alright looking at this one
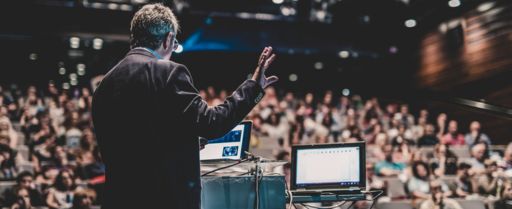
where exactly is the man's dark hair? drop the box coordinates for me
[16,171,33,183]
[130,3,179,50]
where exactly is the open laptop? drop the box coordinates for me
[290,142,366,196]
[200,121,252,162]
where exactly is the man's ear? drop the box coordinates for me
[163,32,173,50]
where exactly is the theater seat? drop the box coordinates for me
[376,200,413,209]
[451,146,470,158]
[456,199,486,209]
[0,181,16,197]
[384,177,407,199]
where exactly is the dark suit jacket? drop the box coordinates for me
[92,48,264,209]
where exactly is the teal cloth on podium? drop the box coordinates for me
[201,175,286,209]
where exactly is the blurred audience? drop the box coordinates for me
[419,180,463,209]
[46,169,81,209]
[0,82,510,208]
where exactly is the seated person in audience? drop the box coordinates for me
[366,162,385,192]
[10,187,34,209]
[3,171,44,207]
[441,120,465,145]
[35,166,60,193]
[391,125,415,147]
[494,180,512,209]
[466,142,489,174]
[464,121,491,147]
[72,190,96,209]
[0,133,11,146]
[47,169,82,209]
[476,159,504,197]
[0,116,18,149]
[408,161,452,200]
[499,142,512,174]
[375,145,407,177]
[53,145,75,169]
[454,163,476,198]
[430,144,458,176]
[419,180,462,209]
[418,124,439,147]
[0,144,17,180]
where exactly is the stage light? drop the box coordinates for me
[93,38,103,50]
[120,4,132,11]
[389,46,398,54]
[59,67,66,75]
[314,62,323,70]
[281,6,296,16]
[70,37,80,49]
[448,0,461,8]
[77,63,86,73]
[62,83,70,90]
[342,88,350,96]
[289,74,298,82]
[70,79,78,86]
[405,19,417,28]
[29,53,37,61]
[174,44,184,53]
[108,3,118,10]
[132,0,148,4]
[477,2,494,12]
[362,15,370,23]
[273,0,284,4]
[315,11,326,20]
[69,73,78,80]
[338,51,350,58]
[77,66,86,76]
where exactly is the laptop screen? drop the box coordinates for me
[291,142,366,190]
[200,121,251,161]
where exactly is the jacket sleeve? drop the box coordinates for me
[166,63,265,139]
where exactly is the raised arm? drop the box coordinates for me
[168,47,278,139]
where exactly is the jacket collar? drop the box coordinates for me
[126,47,158,59]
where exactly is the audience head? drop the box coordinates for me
[412,161,430,180]
[471,142,489,162]
[447,120,458,134]
[469,121,481,132]
[54,169,76,191]
[16,171,34,189]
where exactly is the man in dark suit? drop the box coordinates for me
[91,3,278,209]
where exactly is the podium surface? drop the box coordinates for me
[201,175,286,209]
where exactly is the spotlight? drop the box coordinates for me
[448,0,461,8]
[29,53,38,61]
[70,79,78,86]
[93,38,103,50]
[281,6,296,16]
[69,73,78,80]
[59,67,66,75]
[314,62,323,70]
[62,83,70,90]
[289,74,298,82]
[70,37,80,49]
[77,63,86,73]
[404,19,417,28]
[338,51,350,59]
[175,45,184,53]
[389,46,398,54]
[477,2,494,12]
[120,4,132,11]
[342,88,350,96]
[273,0,284,4]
